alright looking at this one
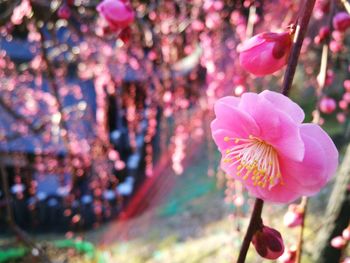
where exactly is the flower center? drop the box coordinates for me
[223,135,283,189]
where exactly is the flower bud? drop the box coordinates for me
[331,236,346,249]
[344,80,350,92]
[238,32,292,76]
[314,26,330,44]
[283,204,303,228]
[97,0,134,32]
[58,5,71,20]
[319,97,336,114]
[333,12,350,32]
[342,227,350,241]
[252,225,285,260]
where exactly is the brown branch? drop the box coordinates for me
[236,198,264,263]
[282,0,317,96]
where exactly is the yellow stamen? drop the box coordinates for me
[223,135,282,189]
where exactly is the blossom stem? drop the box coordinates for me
[340,0,350,15]
[237,198,264,263]
[282,0,316,96]
[296,196,308,263]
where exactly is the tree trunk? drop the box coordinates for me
[314,144,350,262]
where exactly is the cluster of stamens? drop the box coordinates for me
[223,135,283,189]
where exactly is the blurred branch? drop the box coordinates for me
[0,160,51,262]
[296,196,308,263]
[340,0,350,15]
[314,144,350,262]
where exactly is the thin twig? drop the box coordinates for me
[282,0,317,96]
[296,196,308,263]
[340,0,350,15]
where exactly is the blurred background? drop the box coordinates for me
[0,0,349,262]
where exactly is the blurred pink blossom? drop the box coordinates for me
[333,12,350,32]
[97,0,134,32]
[319,97,336,114]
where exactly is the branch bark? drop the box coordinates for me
[313,144,350,262]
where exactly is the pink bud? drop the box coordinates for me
[343,92,350,103]
[283,204,303,228]
[344,80,350,92]
[330,40,343,53]
[319,97,336,114]
[339,100,348,110]
[337,113,346,123]
[314,0,330,19]
[333,12,350,32]
[252,225,285,260]
[58,5,71,19]
[343,228,350,241]
[314,26,330,44]
[238,32,292,76]
[97,0,134,32]
[325,69,334,86]
[331,236,346,249]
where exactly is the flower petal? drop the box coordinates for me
[260,90,305,123]
[278,124,338,196]
[239,93,304,161]
[220,155,304,203]
[300,124,338,180]
[211,129,236,153]
[212,100,260,138]
[216,96,240,108]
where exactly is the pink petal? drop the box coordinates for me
[211,129,237,152]
[220,152,303,203]
[239,93,304,161]
[300,124,338,181]
[237,34,266,53]
[260,90,305,123]
[278,124,338,196]
[216,96,240,108]
[212,101,260,138]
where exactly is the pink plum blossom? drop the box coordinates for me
[252,225,285,260]
[238,32,292,76]
[211,90,338,203]
[97,0,134,32]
